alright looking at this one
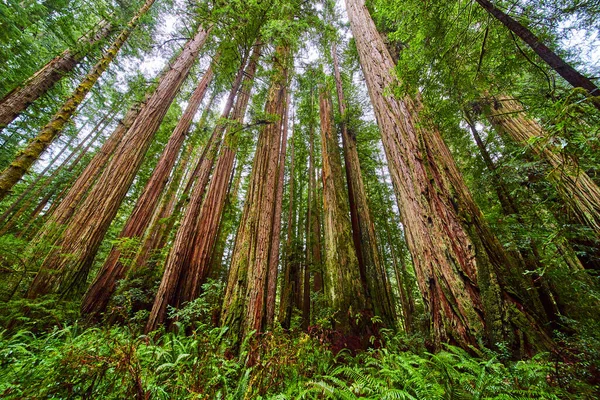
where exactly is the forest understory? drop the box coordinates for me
[1,0,600,398]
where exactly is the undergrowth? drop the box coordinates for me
[0,284,598,399]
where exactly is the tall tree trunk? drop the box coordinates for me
[220,45,290,348]
[0,116,91,226]
[345,0,552,354]
[145,49,255,332]
[146,46,258,332]
[0,20,113,130]
[46,100,144,228]
[375,154,417,333]
[482,95,600,237]
[26,26,210,299]
[0,0,156,201]
[0,111,114,234]
[319,84,372,336]
[278,137,297,329]
[20,113,116,236]
[266,90,290,328]
[474,0,600,106]
[466,111,563,323]
[82,64,214,318]
[132,94,218,273]
[331,42,395,327]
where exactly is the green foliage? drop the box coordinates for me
[0,316,597,399]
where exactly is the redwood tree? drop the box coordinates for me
[331,42,395,327]
[345,0,551,354]
[26,26,211,299]
[146,45,259,332]
[220,44,290,347]
[81,63,215,318]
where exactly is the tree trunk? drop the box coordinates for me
[331,42,395,328]
[81,64,214,318]
[26,26,210,299]
[20,113,116,237]
[474,0,600,106]
[319,84,372,336]
[0,20,113,130]
[278,137,297,329]
[132,94,218,273]
[266,90,290,328]
[482,95,600,237]
[145,49,255,332]
[346,0,552,354]
[0,111,114,235]
[0,0,156,201]
[220,45,290,349]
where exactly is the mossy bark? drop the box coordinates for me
[0,0,156,201]
[331,42,395,328]
[319,84,373,335]
[0,20,113,131]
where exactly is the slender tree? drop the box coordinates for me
[0,0,157,201]
[266,91,290,327]
[331,42,395,327]
[482,94,600,236]
[221,44,290,347]
[146,45,259,332]
[474,0,599,106]
[26,26,211,299]
[0,20,113,130]
[81,63,215,318]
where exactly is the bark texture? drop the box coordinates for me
[346,0,551,353]
[319,85,371,333]
[0,0,156,201]
[145,49,255,332]
[81,64,214,318]
[278,138,299,329]
[26,27,210,299]
[0,20,113,130]
[266,90,290,328]
[221,45,290,348]
[331,43,395,327]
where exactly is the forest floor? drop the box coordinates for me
[1,296,599,399]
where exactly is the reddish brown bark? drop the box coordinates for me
[0,0,156,201]
[331,42,395,327]
[81,64,215,318]
[26,27,210,299]
[145,48,255,332]
[346,0,551,353]
[0,20,113,130]
[132,94,218,274]
[319,84,371,333]
[221,45,290,347]
[266,90,290,328]
[278,137,298,329]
